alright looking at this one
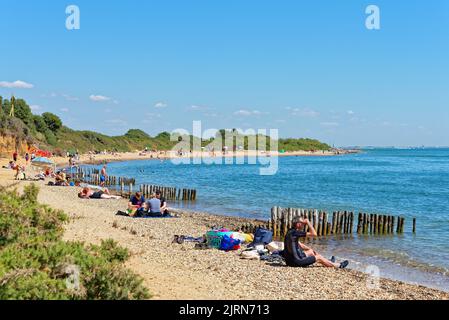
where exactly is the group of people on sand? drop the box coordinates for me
[127,190,171,218]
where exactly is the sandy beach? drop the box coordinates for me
[0,157,448,300]
[46,149,356,167]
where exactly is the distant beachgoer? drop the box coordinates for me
[44,167,53,177]
[283,217,349,269]
[55,171,69,186]
[78,187,121,200]
[128,192,145,216]
[25,153,30,163]
[100,165,107,186]
[3,161,15,169]
[13,151,18,162]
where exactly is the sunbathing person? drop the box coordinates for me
[2,161,15,169]
[283,217,349,269]
[78,187,121,199]
[55,171,69,186]
[128,191,145,216]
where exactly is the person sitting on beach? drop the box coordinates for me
[128,191,145,216]
[78,187,121,200]
[283,217,349,269]
[44,167,53,177]
[55,171,69,186]
[144,191,171,217]
[155,190,170,216]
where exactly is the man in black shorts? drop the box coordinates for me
[284,217,349,269]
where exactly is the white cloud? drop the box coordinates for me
[145,112,162,118]
[62,94,79,101]
[154,102,168,108]
[234,109,268,116]
[286,107,319,117]
[320,122,339,127]
[30,105,42,111]
[105,119,127,126]
[60,108,69,112]
[190,105,205,110]
[347,110,355,115]
[89,94,111,102]
[0,80,34,89]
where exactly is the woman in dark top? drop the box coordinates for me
[284,217,349,269]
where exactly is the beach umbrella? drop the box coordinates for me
[31,157,56,171]
[31,157,54,166]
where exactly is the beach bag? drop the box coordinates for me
[206,230,234,249]
[219,235,241,251]
[250,228,273,247]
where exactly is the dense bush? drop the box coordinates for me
[42,112,62,132]
[0,184,150,300]
[0,95,331,153]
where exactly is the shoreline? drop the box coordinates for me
[0,162,448,299]
[46,149,360,167]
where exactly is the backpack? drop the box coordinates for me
[250,228,273,247]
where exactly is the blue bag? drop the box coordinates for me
[219,235,241,251]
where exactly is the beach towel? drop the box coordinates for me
[115,211,178,219]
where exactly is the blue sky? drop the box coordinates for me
[1,0,448,147]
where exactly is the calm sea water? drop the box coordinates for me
[98,148,449,291]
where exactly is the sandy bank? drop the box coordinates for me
[48,149,358,167]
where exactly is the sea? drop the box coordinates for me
[91,148,449,292]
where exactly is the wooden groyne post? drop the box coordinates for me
[270,206,412,239]
[136,184,197,201]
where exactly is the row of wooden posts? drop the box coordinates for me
[270,207,415,239]
[70,167,197,201]
[137,184,197,201]
[117,183,197,201]
[71,167,136,186]
[88,174,136,187]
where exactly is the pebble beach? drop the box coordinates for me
[1,161,448,300]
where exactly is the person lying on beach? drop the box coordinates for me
[2,161,15,169]
[283,217,349,269]
[128,192,145,216]
[78,187,121,200]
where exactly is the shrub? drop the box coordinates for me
[42,112,62,132]
[0,185,150,300]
